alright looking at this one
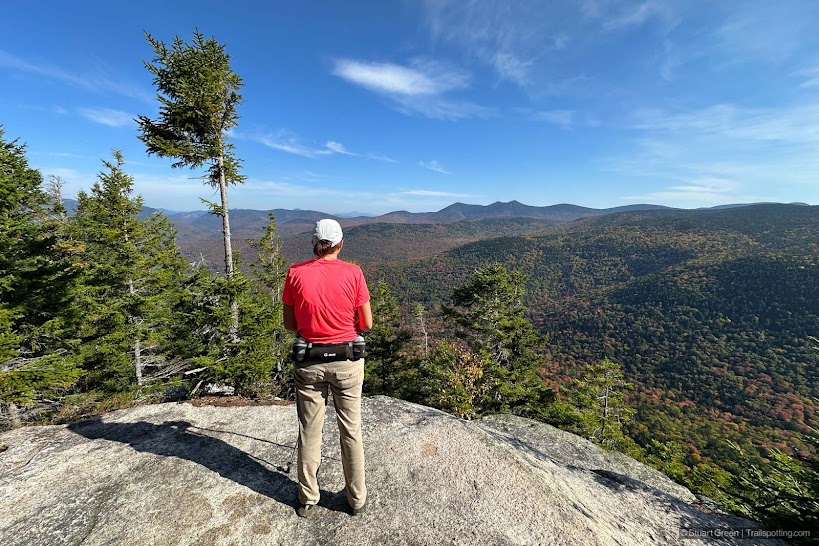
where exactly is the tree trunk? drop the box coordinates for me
[7,402,21,429]
[217,154,240,338]
[134,337,143,386]
[123,206,145,386]
[123,216,144,386]
[420,316,429,361]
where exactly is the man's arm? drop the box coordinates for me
[358,301,373,333]
[283,303,298,333]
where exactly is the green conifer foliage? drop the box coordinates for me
[426,340,486,419]
[247,214,294,398]
[569,357,636,449]
[171,214,293,399]
[137,30,244,336]
[0,129,81,425]
[249,214,288,303]
[363,278,412,397]
[723,430,818,542]
[442,263,554,417]
[72,152,186,393]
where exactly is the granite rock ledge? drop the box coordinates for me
[0,395,785,546]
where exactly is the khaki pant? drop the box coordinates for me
[294,358,366,509]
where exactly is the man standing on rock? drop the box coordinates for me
[282,219,372,518]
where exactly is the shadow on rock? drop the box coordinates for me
[67,418,349,514]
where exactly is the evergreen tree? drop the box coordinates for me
[413,303,430,363]
[172,268,287,399]
[0,129,81,427]
[442,263,553,417]
[569,357,636,449]
[137,30,244,336]
[723,430,818,541]
[363,279,411,397]
[247,214,293,398]
[426,340,486,419]
[72,152,186,393]
[170,215,293,400]
[249,213,288,303]
[167,265,230,365]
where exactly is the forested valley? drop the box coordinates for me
[2,30,817,539]
[368,204,819,465]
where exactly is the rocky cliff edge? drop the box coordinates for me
[0,396,786,546]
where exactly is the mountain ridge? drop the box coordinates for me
[60,198,809,239]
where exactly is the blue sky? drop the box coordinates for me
[2,0,819,215]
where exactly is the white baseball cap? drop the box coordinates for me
[312,218,343,246]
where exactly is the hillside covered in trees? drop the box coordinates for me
[367,205,818,476]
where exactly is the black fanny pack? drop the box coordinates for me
[293,337,366,363]
[308,342,353,363]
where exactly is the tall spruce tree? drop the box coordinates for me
[247,213,293,398]
[249,213,288,304]
[137,30,244,337]
[442,263,553,417]
[169,214,293,399]
[72,152,185,392]
[569,357,635,449]
[362,279,412,397]
[0,129,81,428]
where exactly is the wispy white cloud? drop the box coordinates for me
[258,135,330,158]
[256,133,350,159]
[793,65,819,88]
[603,1,667,31]
[239,178,347,197]
[532,109,575,128]
[131,173,214,197]
[39,167,85,182]
[391,95,492,120]
[324,141,356,155]
[622,177,753,205]
[629,103,819,145]
[553,34,569,50]
[578,0,606,19]
[0,49,152,102]
[251,132,396,162]
[366,153,398,163]
[421,0,557,87]
[18,104,71,116]
[609,100,819,206]
[714,4,810,65]
[78,107,135,127]
[332,58,469,96]
[491,53,533,87]
[401,189,474,197]
[579,0,682,31]
[418,160,451,174]
[331,57,487,120]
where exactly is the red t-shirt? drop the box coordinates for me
[282,258,370,343]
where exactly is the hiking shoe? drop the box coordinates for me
[296,503,317,518]
[348,501,367,516]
